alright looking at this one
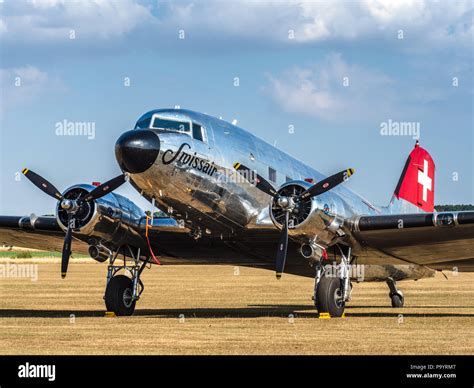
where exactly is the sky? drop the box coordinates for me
[0,0,473,216]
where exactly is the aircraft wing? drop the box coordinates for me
[352,211,474,269]
[0,214,283,271]
[0,215,90,254]
[0,215,191,256]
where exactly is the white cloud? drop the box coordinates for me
[2,0,153,42]
[264,53,396,122]
[0,66,62,113]
[162,0,472,49]
[11,66,48,82]
[2,0,471,50]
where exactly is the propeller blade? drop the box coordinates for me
[61,214,73,279]
[275,211,289,280]
[83,174,126,202]
[21,168,63,200]
[233,163,279,198]
[298,168,354,201]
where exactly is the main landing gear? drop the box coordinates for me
[313,245,352,317]
[103,244,151,316]
[386,277,404,308]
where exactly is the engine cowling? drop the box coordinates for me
[56,184,147,253]
[269,180,346,247]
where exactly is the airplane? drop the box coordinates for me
[1,108,473,317]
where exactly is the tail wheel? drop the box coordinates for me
[390,293,404,308]
[105,275,136,316]
[315,274,345,317]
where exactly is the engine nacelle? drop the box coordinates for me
[269,181,346,247]
[56,184,147,252]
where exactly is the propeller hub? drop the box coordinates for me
[277,196,295,210]
[277,196,289,209]
[60,199,78,212]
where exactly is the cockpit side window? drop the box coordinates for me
[151,117,191,133]
[193,123,204,142]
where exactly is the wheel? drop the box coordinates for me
[105,275,136,316]
[315,274,345,317]
[390,293,404,308]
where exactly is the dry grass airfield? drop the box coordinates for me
[0,260,473,355]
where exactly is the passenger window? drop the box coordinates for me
[193,123,204,142]
[269,167,277,183]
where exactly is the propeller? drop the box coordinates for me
[233,163,354,279]
[275,211,289,280]
[298,169,354,201]
[62,214,73,278]
[233,163,279,197]
[21,168,63,200]
[21,168,127,278]
[83,174,127,202]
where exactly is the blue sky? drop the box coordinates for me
[0,0,472,215]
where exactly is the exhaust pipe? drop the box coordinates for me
[88,245,109,263]
[300,242,325,262]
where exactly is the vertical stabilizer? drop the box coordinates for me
[387,141,435,214]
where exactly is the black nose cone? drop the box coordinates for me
[115,130,160,174]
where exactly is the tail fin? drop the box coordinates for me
[388,141,435,214]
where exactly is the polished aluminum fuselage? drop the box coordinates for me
[0,108,437,282]
[121,109,438,281]
[129,109,381,243]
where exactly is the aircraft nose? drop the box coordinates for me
[115,130,160,174]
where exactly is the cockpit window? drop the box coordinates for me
[135,117,151,129]
[152,117,190,133]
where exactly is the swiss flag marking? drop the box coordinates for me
[417,159,432,202]
[395,144,435,212]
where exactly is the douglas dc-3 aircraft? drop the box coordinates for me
[1,108,473,316]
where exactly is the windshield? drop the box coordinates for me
[135,117,151,129]
[152,117,190,132]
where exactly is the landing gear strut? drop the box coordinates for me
[313,245,352,317]
[386,277,404,308]
[103,244,151,316]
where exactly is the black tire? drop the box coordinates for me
[390,293,404,308]
[315,274,345,317]
[105,275,136,316]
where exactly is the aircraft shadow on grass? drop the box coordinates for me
[0,305,473,319]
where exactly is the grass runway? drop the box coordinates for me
[0,261,473,355]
